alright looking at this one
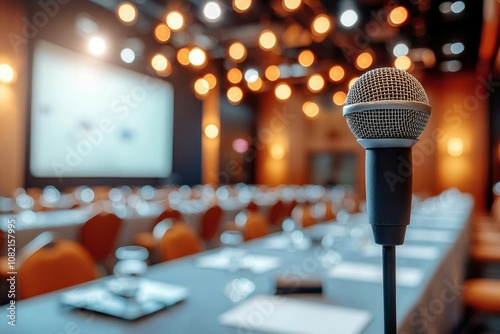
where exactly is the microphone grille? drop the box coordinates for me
[344,67,430,140]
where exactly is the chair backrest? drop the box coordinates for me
[160,222,203,261]
[19,239,97,299]
[200,205,223,241]
[244,211,269,241]
[154,208,181,226]
[80,212,122,261]
[268,200,286,226]
[291,204,317,228]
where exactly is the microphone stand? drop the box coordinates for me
[383,245,396,334]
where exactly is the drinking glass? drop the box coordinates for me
[110,246,149,298]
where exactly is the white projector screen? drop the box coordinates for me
[29,40,174,178]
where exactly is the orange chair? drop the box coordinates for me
[268,200,286,228]
[19,238,97,299]
[243,211,270,241]
[199,205,223,243]
[134,209,181,253]
[80,212,122,264]
[159,222,203,261]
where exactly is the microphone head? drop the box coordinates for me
[343,67,431,140]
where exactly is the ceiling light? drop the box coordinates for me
[233,0,251,13]
[227,86,243,104]
[259,30,277,50]
[298,50,314,67]
[204,73,217,89]
[88,36,106,55]
[283,0,301,11]
[333,91,346,106]
[117,2,137,25]
[151,54,169,71]
[394,55,412,70]
[440,60,462,72]
[120,48,135,63]
[393,43,409,57]
[451,1,465,14]
[274,83,292,101]
[340,9,358,28]
[265,65,280,81]
[166,11,185,31]
[177,47,190,66]
[244,68,259,82]
[227,68,243,84]
[388,6,408,26]
[203,1,222,22]
[356,52,373,70]
[302,102,319,118]
[312,14,331,35]
[307,74,325,93]
[194,78,210,96]
[188,47,207,67]
[328,65,345,82]
[154,23,171,43]
[247,77,263,91]
[228,42,247,62]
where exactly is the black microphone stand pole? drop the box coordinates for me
[383,245,396,334]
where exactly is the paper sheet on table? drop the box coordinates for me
[260,235,311,250]
[196,250,281,274]
[405,229,455,243]
[219,295,372,334]
[328,262,424,288]
[362,244,440,260]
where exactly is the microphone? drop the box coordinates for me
[343,67,431,245]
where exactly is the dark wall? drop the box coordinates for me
[23,0,202,189]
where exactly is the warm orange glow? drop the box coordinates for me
[312,14,331,35]
[247,76,263,91]
[194,78,210,97]
[298,50,315,67]
[204,73,217,89]
[227,86,243,104]
[205,124,219,139]
[265,65,280,81]
[259,30,277,50]
[348,77,358,89]
[270,144,286,160]
[333,91,346,106]
[233,0,252,13]
[166,11,185,31]
[422,49,436,67]
[189,47,207,67]
[274,83,292,101]
[447,138,464,157]
[356,52,373,70]
[151,54,169,71]
[0,64,15,83]
[302,102,319,118]
[117,2,137,24]
[307,74,325,92]
[177,47,190,66]
[154,23,171,43]
[228,42,247,62]
[283,0,301,11]
[227,68,243,84]
[394,55,412,70]
[389,6,409,26]
[329,65,345,82]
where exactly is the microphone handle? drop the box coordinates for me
[365,147,413,246]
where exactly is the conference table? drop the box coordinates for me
[0,192,473,334]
